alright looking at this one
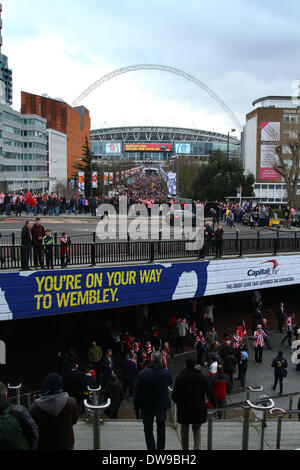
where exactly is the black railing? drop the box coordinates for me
[0,236,299,270]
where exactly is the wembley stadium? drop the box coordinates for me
[90,126,240,162]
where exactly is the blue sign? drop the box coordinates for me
[0,262,209,321]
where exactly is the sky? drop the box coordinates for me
[2,0,300,137]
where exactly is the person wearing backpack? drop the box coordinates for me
[0,381,38,450]
[271,350,288,396]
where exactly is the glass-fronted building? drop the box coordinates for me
[0,105,49,192]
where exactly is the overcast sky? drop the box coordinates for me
[2,0,300,136]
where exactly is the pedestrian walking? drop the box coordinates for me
[276,302,286,333]
[105,373,124,419]
[281,313,295,347]
[123,351,137,397]
[253,324,267,364]
[271,350,288,395]
[102,349,114,391]
[62,362,85,413]
[30,373,78,450]
[87,341,103,385]
[133,352,173,451]
[208,365,232,419]
[172,357,216,450]
[175,317,188,353]
[236,343,248,388]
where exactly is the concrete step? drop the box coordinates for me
[73,418,300,451]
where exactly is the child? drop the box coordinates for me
[42,229,54,269]
[60,232,71,268]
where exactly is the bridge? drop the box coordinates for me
[0,233,299,321]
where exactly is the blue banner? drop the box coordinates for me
[0,262,209,321]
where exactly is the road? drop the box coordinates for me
[0,215,299,244]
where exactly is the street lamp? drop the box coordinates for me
[225,128,236,199]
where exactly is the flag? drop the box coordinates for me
[78,172,85,192]
[92,171,98,188]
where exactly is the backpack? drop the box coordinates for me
[0,405,29,450]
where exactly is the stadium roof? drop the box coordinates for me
[90,126,240,144]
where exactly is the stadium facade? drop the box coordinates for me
[90,126,240,162]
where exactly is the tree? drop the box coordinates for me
[191,150,254,201]
[73,136,99,197]
[273,133,300,209]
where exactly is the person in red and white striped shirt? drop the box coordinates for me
[281,313,295,347]
[253,325,267,364]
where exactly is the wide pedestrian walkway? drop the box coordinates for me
[73,330,300,450]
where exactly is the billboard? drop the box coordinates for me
[261,122,280,142]
[0,255,299,321]
[175,143,191,154]
[106,142,122,154]
[124,143,172,152]
[260,144,279,180]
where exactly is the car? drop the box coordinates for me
[165,209,199,227]
[242,213,252,226]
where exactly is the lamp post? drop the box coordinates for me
[225,129,236,199]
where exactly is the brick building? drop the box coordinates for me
[21,91,90,180]
[242,95,300,204]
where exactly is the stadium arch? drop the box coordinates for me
[73,64,243,131]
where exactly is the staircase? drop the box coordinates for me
[73,418,300,451]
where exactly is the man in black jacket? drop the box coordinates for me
[133,351,173,451]
[21,220,33,270]
[172,357,216,450]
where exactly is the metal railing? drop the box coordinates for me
[6,382,300,450]
[168,385,300,451]
[0,235,300,270]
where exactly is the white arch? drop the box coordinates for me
[72,64,243,131]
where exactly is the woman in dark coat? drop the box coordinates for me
[105,373,124,419]
[171,357,216,450]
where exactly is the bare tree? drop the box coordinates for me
[263,122,300,208]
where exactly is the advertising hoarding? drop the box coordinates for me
[124,143,172,152]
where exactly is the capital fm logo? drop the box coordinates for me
[247,259,279,278]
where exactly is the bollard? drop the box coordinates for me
[242,406,250,450]
[276,415,283,450]
[289,397,293,419]
[260,409,267,450]
[207,412,213,450]
[84,398,111,450]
